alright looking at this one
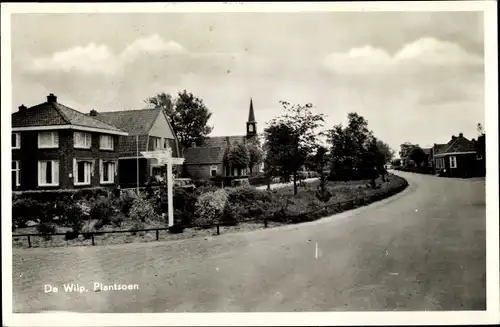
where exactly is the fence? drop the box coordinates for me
[13,179,408,248]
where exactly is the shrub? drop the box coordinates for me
[118,189,137,214]
[36,222,57,240]
[72,187,109,201]
[12,198,40,229]
[129,195,159,223]
[89,197,115,221]
[61,203,85,232]
[64,230,79,241]
[226,185,271,204]
[193,189,228,227]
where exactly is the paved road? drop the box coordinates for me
[12,172,486,312]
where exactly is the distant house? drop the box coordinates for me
[422,147,432,168]
[432,133,481,178]
[474,134,486,177]
[90,108,183,188]
[11,94,128,191]
[183,98,262,180]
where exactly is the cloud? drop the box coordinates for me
[322,37,483,74]
[27,34,189,74]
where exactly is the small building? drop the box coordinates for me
[432,133,481,178]
[183,98,262,180]
[11,94,128,191]
[90,108,183,188]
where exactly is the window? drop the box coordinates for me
[12,161,20,187]
[248,124,254,133]
[74,159,93,185]
[38,160,59,186]
[100,135,114,150]
[12,133,20,149]
[100,160,116,184]
[38,131,59,148]
[153,137,162,149]
[210,165,218,177]
[74,132,92,149]
[449,156,457,169]
[163,138,169,149]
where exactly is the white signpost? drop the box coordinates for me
[141,148,185,227]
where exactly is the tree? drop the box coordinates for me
[225,142,250,172]
[145,90,213,150]
[375,140,395,164]
[264,101,325,195]
[313,146,332,202]
[326,113,381,181]
[409,146,427,167]
[247,140,264,175]
[477,123,485,136]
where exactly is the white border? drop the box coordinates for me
[2,2,498,326]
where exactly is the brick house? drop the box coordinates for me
[183,98,263,180]
[90,108,183,188]
[432,133,480,178]
[11,94,128,191]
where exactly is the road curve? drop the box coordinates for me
[12,172,486,312]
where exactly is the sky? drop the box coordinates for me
[10,11,485,153]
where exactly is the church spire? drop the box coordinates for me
[248,97,256,122]
[246,97,257,139]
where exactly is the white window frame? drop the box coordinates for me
[38,160,59,187]
[73,159,93,186]
[449,156,457,169]
[153,137,161,150]
[100,135,114,150]
[12,160,20,186]
[210,165,218,177]
[100,159,117,184]
[38,131,59,149]
[74,132,92,149]
[12,133,21,149]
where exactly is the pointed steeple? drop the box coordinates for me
[246,97,257,139]
[248,98,256,122]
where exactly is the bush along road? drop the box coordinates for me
[12,174,408,249]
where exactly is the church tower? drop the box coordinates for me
[246,98,257,140]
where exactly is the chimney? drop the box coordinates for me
[18,104,27,112]
[89,109,98,116]
[47,93,57,103]
[458,133,463,138]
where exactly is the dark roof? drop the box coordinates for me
[435,135,476,155]
[91,108,162,135]
[202,135,246,147]
[119,135,150,157]
[248,98,256,122]
[443,136,476,153]
[183,146,225,165]
[12,101,126,134]
[422,148,431,155]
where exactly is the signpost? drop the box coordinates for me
[141,148,185,227]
